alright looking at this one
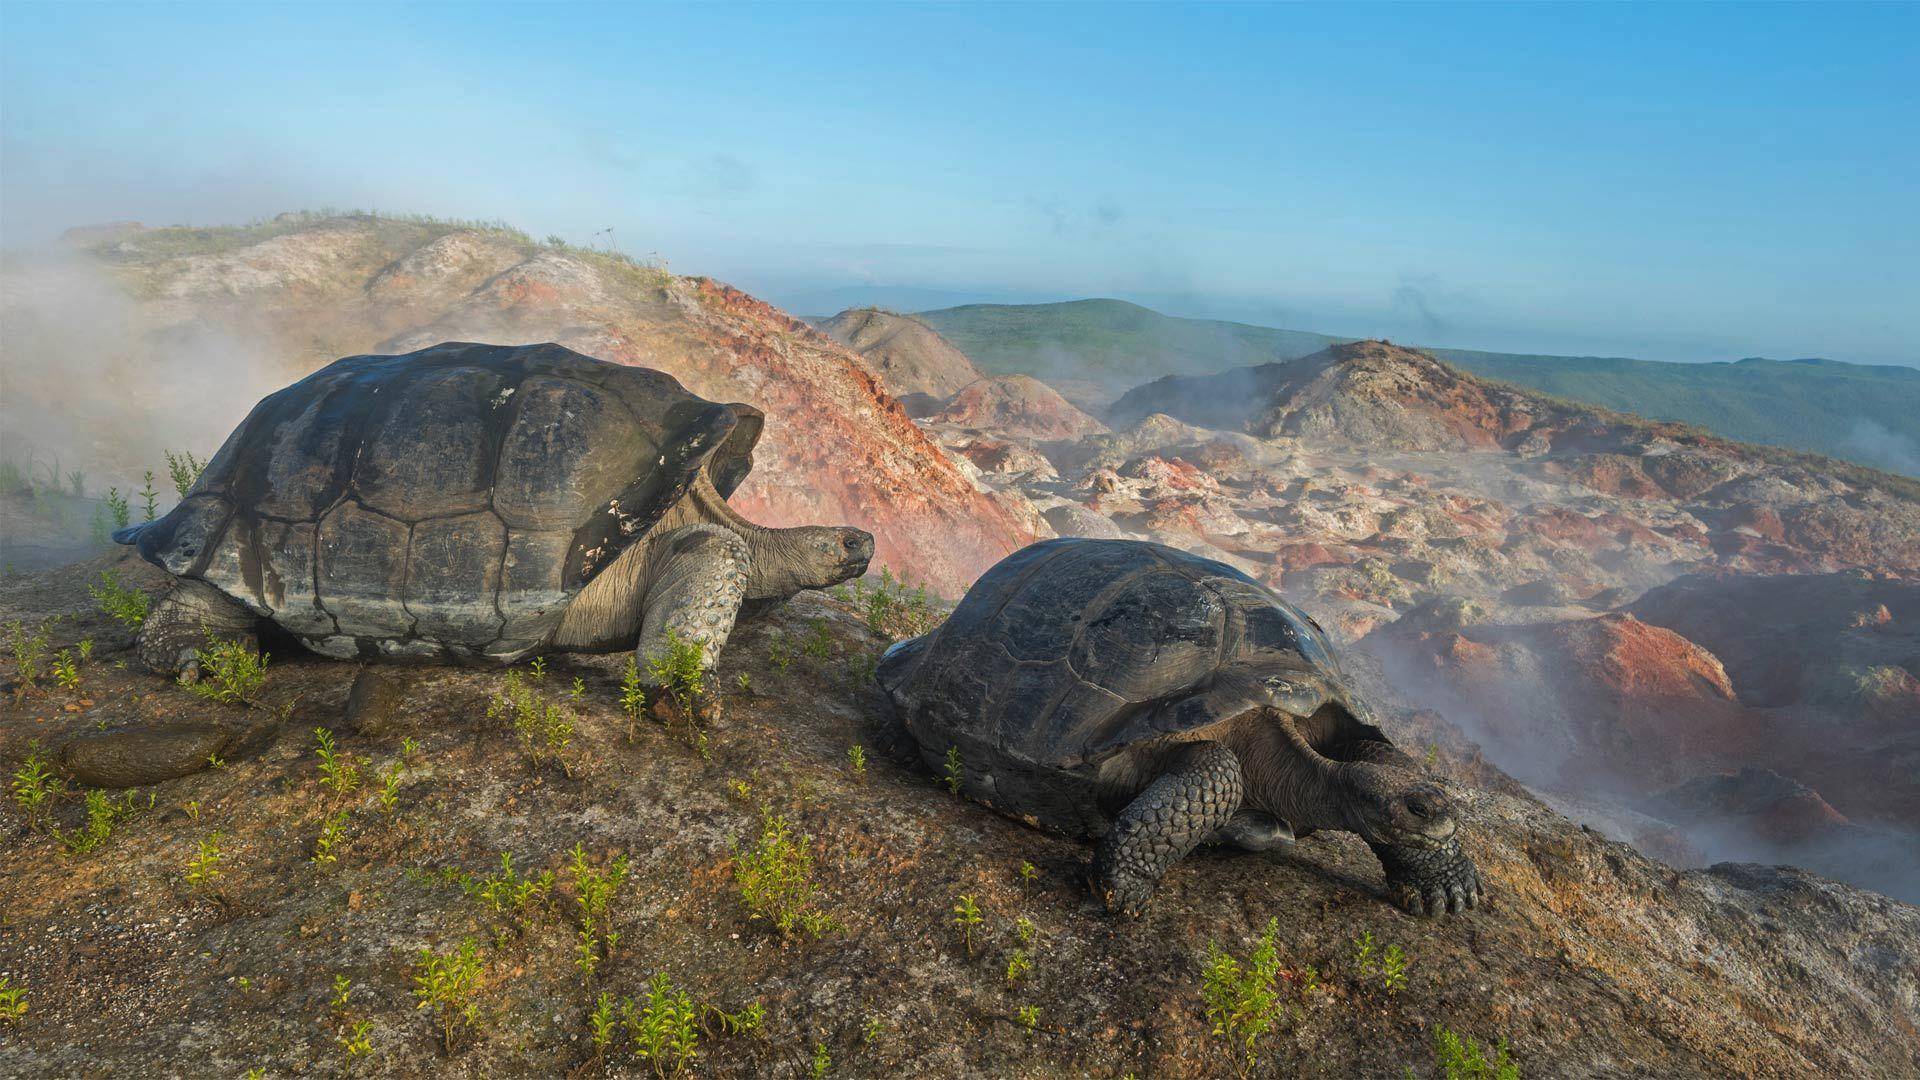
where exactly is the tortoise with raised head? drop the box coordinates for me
[877,538,1482,917]
[117,341,873,676]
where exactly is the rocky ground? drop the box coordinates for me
[4,553,1919,1078]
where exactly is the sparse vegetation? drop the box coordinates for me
[1201,917,1286,1078]
[847,744,867,781]
[0,976,26,1025]
[185,634,267,703]
[951,893,983,957]
[568,844,630,980]
[943,746,964,794]
[731,808,833,938]
[58,789,149,856]
[626,972,700,1078]
[841,567,942,639]
[90,570,150,628]
[311,810,350,870]
[1016,1004,1041,1033]
[1432,1026,1520,1080]
[165,450,207,498]
[139,471,159,522]
[647,628,709,720]
[10,742,64,828]
[488,670,576,775]
[7,619,50,691]
[313,727,361,796]
[183,832,224,891]
[412,939,485,1054]
[458,851,555,944]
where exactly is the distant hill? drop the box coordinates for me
[915,299,1920,476]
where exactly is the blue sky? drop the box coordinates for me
[2,2,1914,364]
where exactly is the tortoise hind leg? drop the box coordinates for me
[635,524,750,681]
[138,578,260,679]
[1091,742,1243,917]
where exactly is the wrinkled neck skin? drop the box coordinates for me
[680,474,816,600]
[1226,716,1366,836]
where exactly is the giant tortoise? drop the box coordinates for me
[117,341,873,676]
[877,538,1483,917]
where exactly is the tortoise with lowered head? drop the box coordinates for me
[877,538,1482,917]
[118,341,873,676]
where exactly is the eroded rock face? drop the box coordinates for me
[926,375,1106,442]
[816,308,984,401]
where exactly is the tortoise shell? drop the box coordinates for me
[124,341,761,661]
[879,538,1363,826]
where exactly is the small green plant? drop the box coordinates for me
[376,761,405,813]
[77,638,93,663]
[646,629,708,721]
[139,471,159,522]
[735,671,752,694]
[528,656,547,681]
[569,844,630,980]
[339,1017,374,1057]
[951,893,982,957]
[847,567,941,638]
[1017,861,1037,896]
[490,671,576,774]
[731,808,833,938]
[332,973,354,1011]
[1016,1005,1040,1032]
[707,1001,764,1036]
[1005,948,1033,986]
[104,487,130,530]
[90,570,151,628]
[11,741,64,828]
[1433,1026,1519,1080]
[413,939,484,1054]
[767,632,794,674]
[184,799,201,822]
[1352,929,1375,976]
[1382,943,1409,996]
[51,648,80,692]
[59,789,147,855]
[1201,917,1286,1078]
[186,633,267,703]
[862,1014,884,1046]
[401,735,420,760]
[569,675,586,704]
[461,851,555,943]
[589,992,620,1057]
[184,832,224,890]
[626,972,699,1078]
[0,976,26,1024]
[810,1040,831,1077]
[847,744,867,781]
[943,746,964,794]
[7,619,50,689]
[619,655,647,740]
[165,450,206,498]
[312,810,350,870]
[800,618,834,661]
[313,727,361,796]
[1014,915,1037,947]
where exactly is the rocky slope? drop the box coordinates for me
[815,308,984,410]
[948,340,1920,900]
[2,215,1036,595]
[3,554,1918,1078]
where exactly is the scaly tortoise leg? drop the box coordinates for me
[1091,741,1243,917]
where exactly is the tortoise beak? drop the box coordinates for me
[838,529,875,576]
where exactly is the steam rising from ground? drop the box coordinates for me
[0,249,283,495]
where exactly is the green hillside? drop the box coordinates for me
[914,300,1920,476]
[915,299,1343,395]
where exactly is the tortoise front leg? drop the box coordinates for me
[137,578,260,679]
[1091,742,1243,917]
[635,524,750,679]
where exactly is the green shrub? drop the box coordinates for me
[90,571,150,628]
[186,634,267,703]
[731,809,833,938]
[10,741,64,828]
[59,789,148,855]
[164,450,206,498]
[625,972,699,1078]
[0,976,25,1024]
[1433,1026,1519,1079]
[646,629,708,719]
[1201,917,1285,1078]
[951,893,982,957]
[183,832,224,890]
[413,939,484,1053]
[569,844,630,980]
[313,727,360,796]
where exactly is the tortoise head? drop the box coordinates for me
[1338,763,1460,851]
[745,524,875,599]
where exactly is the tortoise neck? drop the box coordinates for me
[1234,714,1357,834]
[682,473,813,600]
